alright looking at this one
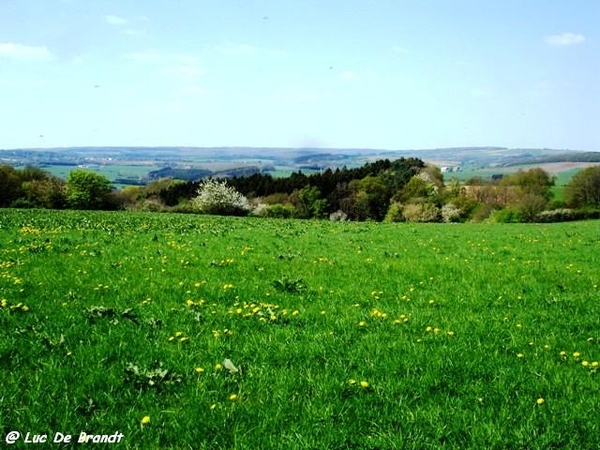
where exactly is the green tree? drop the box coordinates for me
[504,168,555,199]
[0,165,23,207]
[65,170,113,210]
[292,186,327,219]
[22,177,66,209]
[565,166,600,208]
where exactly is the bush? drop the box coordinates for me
[402,203,439,223]
[383,202,404,222]
[440,203,463,223]
[329,210,348,221]
[253,203,296,219]
[193,179,250,216]
[493,208,522,223]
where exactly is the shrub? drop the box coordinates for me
[383,202,404,222]
[329,209,348,221]
[402,203,439,223]
[254,203,296,219]
[440,203,463,223]
[193,179,250,216]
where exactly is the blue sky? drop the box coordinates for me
[1,0,598,151]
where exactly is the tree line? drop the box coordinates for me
[1,161,600,223]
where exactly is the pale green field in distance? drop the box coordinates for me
[1,210,599,449]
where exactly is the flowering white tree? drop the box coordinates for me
[193,179,250,216]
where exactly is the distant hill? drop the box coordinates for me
[2,146,599,184]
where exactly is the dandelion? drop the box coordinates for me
[210,404,217,410]
[214,363,223,371]
[559,351,567,358]
[573,352,581,358]
[229,394,238,402]
[360,381,369,389]
[195,367,205,374]
[348,379,356,385]
[141,416,150,425]
[592,361,599,368]
[582,361,590,367]
[517,353,525,359]
[359,321,367,327]
[536,398,545,405]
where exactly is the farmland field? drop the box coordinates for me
[1,209,599,449]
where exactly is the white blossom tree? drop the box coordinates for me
[193,179,250,216]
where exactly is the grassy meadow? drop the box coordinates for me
[1,209,599,449]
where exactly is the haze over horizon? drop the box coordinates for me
[1,1,598,152]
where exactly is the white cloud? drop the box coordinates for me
[470,88,493,98]
[105,15,128,26]
[0,43,54,62]
[122,29,145,36]
[122,50,162,62]
[544,32,585,46]
[163,65,204,78]
[341,70,358,82]
[179,85,211,97]
[391,45,408,54]
[122,51,200,66]
[209,43,287,57]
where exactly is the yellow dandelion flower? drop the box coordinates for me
[536,398,545,405]
[359,321,367,327]
[559,351,567,358]
[210,404,217,410]
[582,360,590,367]
[186,299,194,307]
[348,379,356,385]
[141,416,150,425]
[229,394,238,401]
[195,367,204,373]
[592,361,599,368]
[360,381,369,388]
[214,363,223,370]
[517,353,525,359]
[573,352,581,358]
[174,331,183,337]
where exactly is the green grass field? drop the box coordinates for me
[1,210,599,449]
